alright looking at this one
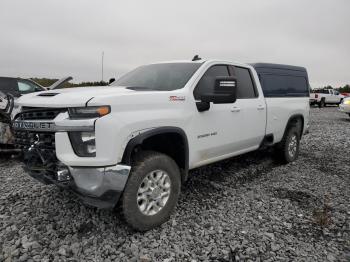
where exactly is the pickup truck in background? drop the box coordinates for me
[310,88,345,107]
[11,59,310,230]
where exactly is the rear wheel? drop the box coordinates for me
[275,127,300,163]
[319,99,325,108]
[121,151,181,231]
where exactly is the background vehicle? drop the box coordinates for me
[0,92,15,152]
[47,76,73,90]
[310,88,345,107]
[0,77,72,151]
[339,97,350,117]
[12,59,310,231]
[0,77,46,151]
[0,77,46,97]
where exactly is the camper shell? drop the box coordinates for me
[251,63,310,98]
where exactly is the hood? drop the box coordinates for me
[16,86,134,107]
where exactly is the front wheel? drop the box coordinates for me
[121,151,181,231]
[275,127,300,163]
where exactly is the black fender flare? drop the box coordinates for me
[122,126,189,180]
[283,114,304,138]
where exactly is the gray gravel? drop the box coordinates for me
[1,107,350,262]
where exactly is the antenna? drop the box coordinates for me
[192,55,201,61]
[101,51,104,82]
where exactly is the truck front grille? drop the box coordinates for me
[16,107,66,121]
[14,131,55,150]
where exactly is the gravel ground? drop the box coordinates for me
[1,107,349,262]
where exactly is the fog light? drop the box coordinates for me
[57,168,72,182]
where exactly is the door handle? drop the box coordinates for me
[231,106,241,112]
[257,105,265,111]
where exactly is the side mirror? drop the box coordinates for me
[109,78,116,85]
[201,76,237,104]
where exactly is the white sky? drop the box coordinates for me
[0,0,349,88]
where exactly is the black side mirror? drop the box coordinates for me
[201,76,237,104]
[109,78,116,85]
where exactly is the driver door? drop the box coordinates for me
[189,64,244,168]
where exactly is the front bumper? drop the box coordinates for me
[69,164,131,208]
[13,108,132,208]
[27,163,131,209]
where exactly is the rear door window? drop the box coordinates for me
[233,66,258,99]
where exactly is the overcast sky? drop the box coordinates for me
[0,0,349,88]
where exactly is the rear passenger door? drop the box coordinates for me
[230,66,266,148]
[325,90,334,103]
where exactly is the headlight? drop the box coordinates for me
[69,131,96,157]
[343,100,350,105]
[68,106,110,119]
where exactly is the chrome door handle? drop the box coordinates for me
[231,106,241,112]
[257,105,265,111]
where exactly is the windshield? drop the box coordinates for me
[112,63,202,91]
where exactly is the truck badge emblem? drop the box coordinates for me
[169,96,185,101]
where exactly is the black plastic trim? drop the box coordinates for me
[284,114,304,138]
[122,126,189,181]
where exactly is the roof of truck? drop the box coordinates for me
[250,63,307,72]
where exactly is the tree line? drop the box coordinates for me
[322,84,350,93]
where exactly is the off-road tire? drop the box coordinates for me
[121,151,181,231]
[275,127,300,164]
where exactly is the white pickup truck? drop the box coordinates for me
[310,88,345,107]
[11,59,310,230]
